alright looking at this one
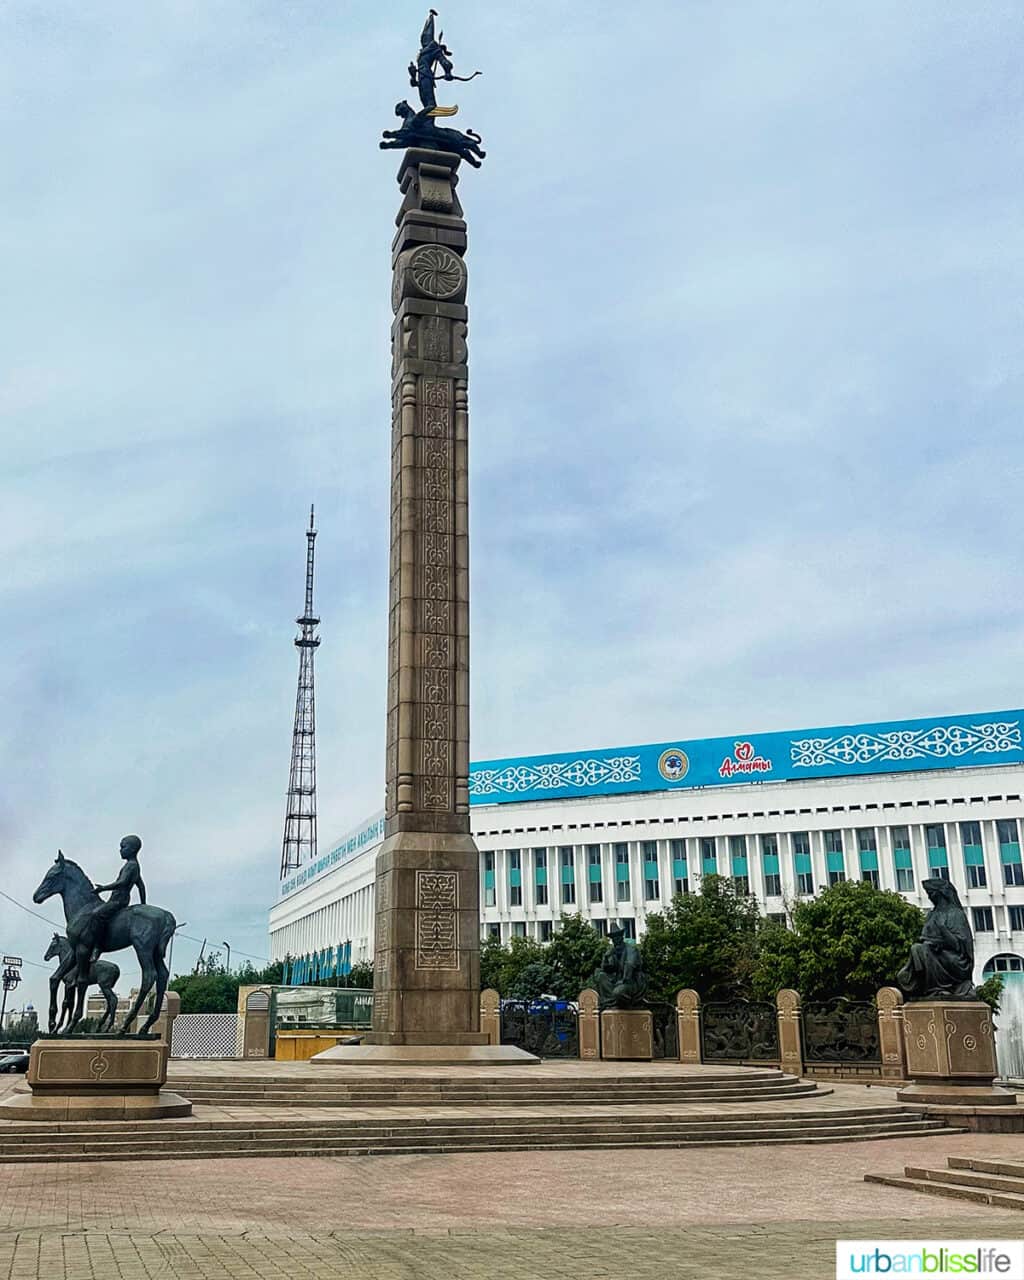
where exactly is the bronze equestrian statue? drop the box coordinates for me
[44,934,121,1034]
[33,836,176,1036]
[897,877,978,1001]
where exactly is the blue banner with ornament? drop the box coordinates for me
[467,710,1024,807]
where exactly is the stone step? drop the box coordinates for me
[949,1156,1024,1180]
[865,1173,1024,1211]
[0,1103,913,1137]
[174,1085,821,1107]
[0,1111,937,1148]
[168,1069,791,1086]
[905,1165,1024,1197]
[0,1123,957,1164]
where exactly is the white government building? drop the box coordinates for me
[269,707,1024,1003]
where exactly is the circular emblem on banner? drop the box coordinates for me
[658,749,689,782]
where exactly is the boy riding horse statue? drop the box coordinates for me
[33,835,176,1037]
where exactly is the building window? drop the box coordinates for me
[972,907,994,933]
[960,820,982,847]
[824,830,843,854]
[615,842,631,901]
[621,919,636,940]
[997,819,1020,846]
[560,847,576,904]
[512,921,526,938]
[966,864,987,890]
[733,876,750,895]
[1009,906,1024,933]
[891,826,913,893]
[793,833,812,895]
[857,829,877,853]
[644,877,660,900]
[857,827,879,885]
[761,834,781,896]
[674,876,689,895]
[510,885,522,906]
[861,868,880,888]
[483,850,496,908]
[987,954,1024,973]
[487,924,500,939]
[1005,862,1024,887]
[539,920,553,942]
[700,837,717,877]
[587,845,603,902]
[670,839,688,898]
[536,882,548,905]
[642,840,658,859]
[594,918,608,936]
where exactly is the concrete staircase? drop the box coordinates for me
[167,1067,819,1108]
[0,1105,957,1163]
[867,1156,1024,1210]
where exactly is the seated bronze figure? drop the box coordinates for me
[592,924,648,1010]
[897,877,978,1001]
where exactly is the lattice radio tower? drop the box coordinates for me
[280,505,321,879]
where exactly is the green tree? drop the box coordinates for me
[507,960,561,999]
[479,933,507,993]
[641,875,763,1003]
[752,879,924,1002]
[976,973,1004,1014]
[545,914,608,999]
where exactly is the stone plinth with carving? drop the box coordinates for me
[601,1009,653,1061]
[312,150,534,1067]
[0,1036,192,1120]
[896,1001,1014,1106]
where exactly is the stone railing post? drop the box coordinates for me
[578,988,600,1060]
[479,988,501,1047]
[876,986,906,1081]
[776,989,804,1076]
[676,989,701,1064]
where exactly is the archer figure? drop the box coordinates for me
[408,10,481,114]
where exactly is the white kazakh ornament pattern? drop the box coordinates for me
[790,720,1021,768]
[469,755,642,797]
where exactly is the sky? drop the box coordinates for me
[1,1,1022,1012]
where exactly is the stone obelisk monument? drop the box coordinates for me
[315,12,533,1065]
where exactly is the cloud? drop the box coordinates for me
[1,1,1022,1007]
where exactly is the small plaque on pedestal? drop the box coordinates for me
[896,1001,1015,1106]
[600,1009,653,1061]
[0,1037,192,1121]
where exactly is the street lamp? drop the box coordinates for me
[222,942,231,975]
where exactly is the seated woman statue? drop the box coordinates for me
[897,877,977,1001]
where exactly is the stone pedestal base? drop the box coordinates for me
[0,1036,193,1121]
[895,1001,1011,1107]
[369,831,483,1045]
[310,1042,538,1066]
[600,1009,653,1061]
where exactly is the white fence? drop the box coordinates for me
[170,1012,241,1059]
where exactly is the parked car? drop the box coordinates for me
[0,1051,30,1074]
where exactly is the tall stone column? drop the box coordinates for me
[368,147,479,1048]
[313,149,533,1065]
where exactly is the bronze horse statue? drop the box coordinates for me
[34,852,175,1036]
[44,933,121,1034]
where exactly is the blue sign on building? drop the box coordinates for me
[467,710,1024,807]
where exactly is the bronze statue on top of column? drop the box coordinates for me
[380,10,486,167]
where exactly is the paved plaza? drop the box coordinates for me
[0,1101,1022,1279]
